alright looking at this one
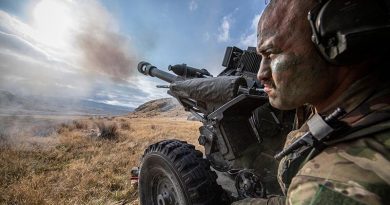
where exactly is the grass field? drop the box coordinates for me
[0,115,202,204]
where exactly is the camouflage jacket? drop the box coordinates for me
[232,77,390,205]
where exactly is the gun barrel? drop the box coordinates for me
[138,61,183,83]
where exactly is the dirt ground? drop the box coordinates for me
[0,114,202,205]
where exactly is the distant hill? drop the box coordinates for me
[0,90,22,106]
[0,90,133,116]
[133,98,189,118]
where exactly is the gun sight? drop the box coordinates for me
[168,64,212,79]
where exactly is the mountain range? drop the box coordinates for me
[0,90,133,116]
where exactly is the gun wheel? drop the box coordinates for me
[139,140,224,205]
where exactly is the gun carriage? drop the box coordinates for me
[137,47,295,205]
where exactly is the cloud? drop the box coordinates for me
[89,77,169,108]
[189,0,198,11]
[0,49,90,98]
[0,0,156,108]
[1,0,140,80]
[217,16,232,42]
[203,32,210,41]
[240,14,260,47]
[0,30,49,62]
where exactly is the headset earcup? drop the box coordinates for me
[310,0,390,65]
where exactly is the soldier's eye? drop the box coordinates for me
[262,52,271,59]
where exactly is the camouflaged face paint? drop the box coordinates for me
[270,54,301,73]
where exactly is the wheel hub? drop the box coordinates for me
[155,177,178,205]
[157,193,169,205]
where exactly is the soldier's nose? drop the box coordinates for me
[257,59,271,84]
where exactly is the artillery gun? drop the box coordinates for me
[136,47,295,205]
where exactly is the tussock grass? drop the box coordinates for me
[57,120,90,134]
[0,115,201,204]
[73,120,89,130]
[96,122,119,140]
[0,127,9,146]
[121,122,132,130]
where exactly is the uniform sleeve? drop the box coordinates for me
[231,196,285,205]
[287,178,371,205]
[286,136,390,205]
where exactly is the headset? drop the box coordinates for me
[308,0,390,65]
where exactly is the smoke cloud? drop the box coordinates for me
[72,0,139,82]
[0,0,153,108]
[77,29,138,81]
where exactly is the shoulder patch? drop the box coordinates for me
[307,184,367,205]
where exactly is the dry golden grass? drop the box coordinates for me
[0,115,202,205]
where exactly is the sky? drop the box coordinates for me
[0,0,267,108]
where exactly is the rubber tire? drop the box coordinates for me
[139,140,223,205]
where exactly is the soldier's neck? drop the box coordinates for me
[315,66,368,114]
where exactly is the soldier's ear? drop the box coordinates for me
[308,0,390,65]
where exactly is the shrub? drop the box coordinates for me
[73,120,88,130]
[57,123,70,134]
[31,125,56,137]
[96,122,119,140]
[121,122,131,130]
[0,127,9,147]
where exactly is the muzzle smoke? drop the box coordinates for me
[74,2,139,82]
[76,27,138,82]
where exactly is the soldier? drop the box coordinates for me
[233,0,390,204]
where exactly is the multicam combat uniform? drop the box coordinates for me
[233,77,390,205]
